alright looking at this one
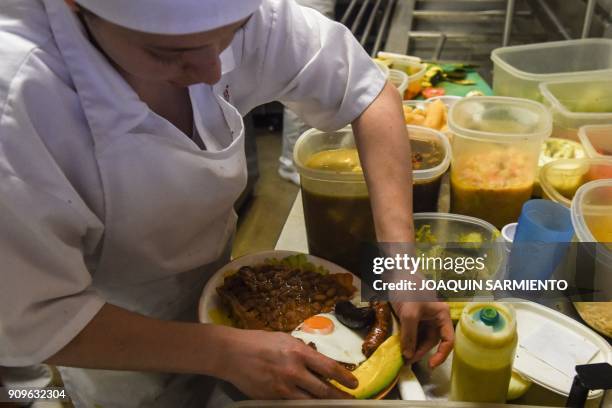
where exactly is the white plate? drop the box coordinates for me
[502,298,612,399]
[198,250,425,401]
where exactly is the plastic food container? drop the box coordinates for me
[533,138,585,197]
[376,52,426,100]
[413,212,505,289]
[294,126,450,270]
[491,38,612,101]
[407,126,451,212]
[578,124,612,158]
[414,212,505,279]
[389,69,409,98]
[539,158,612,208]
[448,97,552,229]
[570,179,612,337]
[539,78,612,141]
[294,126,373,272]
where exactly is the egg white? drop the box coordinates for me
[291,313,367,365]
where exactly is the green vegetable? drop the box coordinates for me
[457,232,484,245]
[415,224,437,244]
[263,254,329,275]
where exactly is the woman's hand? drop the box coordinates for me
[219,329,358,399]
[392,301,454,368]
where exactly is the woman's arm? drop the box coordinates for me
[45,303,227,374]
[46,303,357,399]
[351,81,454,368]
[352,81,414,243]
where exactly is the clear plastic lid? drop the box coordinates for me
[294,126,450,183]
[448,96,552,143]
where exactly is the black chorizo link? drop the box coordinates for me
[362,301,391,357]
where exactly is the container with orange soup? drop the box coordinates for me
[448,97,552,228]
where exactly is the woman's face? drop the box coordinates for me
[81,11,247,87]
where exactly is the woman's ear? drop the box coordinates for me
[64,0,79,12]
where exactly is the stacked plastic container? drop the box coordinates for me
[377,52,427,100]
[539,78,612,141]
[579,124,612,159]
[491,39,612,101]
[570,180,612,338]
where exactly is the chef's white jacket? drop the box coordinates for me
[0,0,386,406]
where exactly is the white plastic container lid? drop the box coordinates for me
[388,69,409,97]
[448,96,552,142]
[503,299,612,399]
[377,51,422,65]
[578,124,612,159]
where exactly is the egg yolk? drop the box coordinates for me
[302,315,335,335]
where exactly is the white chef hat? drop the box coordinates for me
[75,0,262,35]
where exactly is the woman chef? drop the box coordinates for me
[0,0,454,406]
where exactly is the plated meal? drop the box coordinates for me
[200,251,409,400]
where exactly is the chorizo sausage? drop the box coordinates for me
[362,301,391,357]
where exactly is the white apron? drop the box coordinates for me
[41,0,248,406]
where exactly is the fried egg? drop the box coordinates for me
[291,313,366,365]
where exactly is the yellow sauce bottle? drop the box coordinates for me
[450,302,517,403]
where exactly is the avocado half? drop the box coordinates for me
[332,334,404,399]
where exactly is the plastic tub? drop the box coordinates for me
[539,78,612,141]
[448,97,552,229]
[491,38,612,101]
[376,52,426,99]
[389,69,409,97]
[407,125,451,212]
[294,126,372,272]
[570,179,612,336]
[533,138,585,197]
[539,158,612,208]
[294,125,451,270]
[578,124,612,158]
[413,213,505,296]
